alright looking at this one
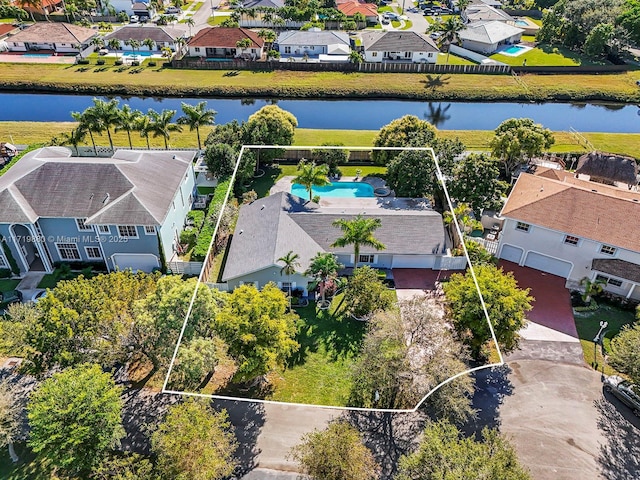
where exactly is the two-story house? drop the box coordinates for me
[497,169,640,301]
[0,147,197,274]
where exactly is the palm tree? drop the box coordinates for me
[177,101,217,150]
[136,113,153,149]
[20,0,39,22]
[579,277,606,304]
[186,17,195,36]
[257,28,276,49]
[305,252,343,308]
[87,98,120,151]
[174,37,186,56]
[61,126,87,155]
[429,16,464,64]
[277,250,300,308]
[292,160,330,201]
[457,0,470,15]
[71,111,101,156]
[64,2,79,21]
[107,37,121,60]
[125,38,141,55]
[91,36,105,52]
[331,215,385,268]
[142,37,155,53]
[148,109,182,149]
[115,105,142,148]
[236,37,252,58]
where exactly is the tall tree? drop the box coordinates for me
[152,400,237,480]
[27,364,125,476]
[236,37,252,57]
[312,143,349,175]
[292,160,330,201]
[371,115,437,165]
[448,153,509,218]
[396,420,531,480]
[177,101,217,150]
[115,104,142,149]
[277,250,301,306]
[244,105,298,169]
[289,421,379,480]
[608,322,640,384]
[429,16,464,64]
[0,382,20,463]
[386,150,438,199]
[107,37,122,60]
[142,37,155,52]
[170,336,230,391]
[87,98,121,151]
[331,215,385,268]
[443,264,533,357]
[490,118,555,176]
[137,112,153,149]
[215,284,299,381]
[72,109,101,155]
[148,108,182,149]
[305,252,343,307]
[342,265,394,320]
[204,142,237,178]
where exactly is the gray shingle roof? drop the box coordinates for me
[222,192,446,280]
[360,31,438,52]
[0,148,196,226]
[592,258,640,284]
[105,25,186,43]
[459,20,523,44]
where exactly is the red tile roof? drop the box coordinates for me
[337,1,378,17]
[188,27,264,48]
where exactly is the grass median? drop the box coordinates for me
[1,123,639,157]
[0,62,639,103]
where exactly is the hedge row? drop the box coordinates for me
[191,178,231,262]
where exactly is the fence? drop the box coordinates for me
[448,45,507,66]
[167,260,204,275]
[467,237,499,256]
[206,282,229,291]
[171,58,513,74]
[512,64,632,74]
[435,256,468,270]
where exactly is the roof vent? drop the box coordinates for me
[172,155,176,160]
[239,229,243,234]
[102,193,110,204]
[540,186,544,192]
[591,189,597,192]
[261,205,265,210]
[89,193,94,200]
[634,199,639,202]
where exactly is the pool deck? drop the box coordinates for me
[271,176,434,211]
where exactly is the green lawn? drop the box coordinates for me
[267,296,367,406]
[207,13,230,25]
[0,444,52,480]
[401,20,413,30]
[491,45,608,67]
[574,304,637,375]
[436,52,477,65]
[526,16,542,27]
[0,279,20,292]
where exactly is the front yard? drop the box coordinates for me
[574,304,637,376]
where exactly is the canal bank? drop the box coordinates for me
[1,63,640,104]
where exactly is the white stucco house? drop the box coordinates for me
[458,20,524,54]
[359,31,439,63]
[276,29,351,62]
[497,168,640,301]
[5,22,97,55]
[221,192,463,292]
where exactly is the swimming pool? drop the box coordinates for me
[291,181,375,198]
[24,53,51,58]
[503,45,526,54]
[515,20,529,26]
[122,51,154,57]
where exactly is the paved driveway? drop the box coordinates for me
[392,268,453,300]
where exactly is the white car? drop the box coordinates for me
[130,15,139,23]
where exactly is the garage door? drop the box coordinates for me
[500,244,523,264]
[112,254,159,273]
[524,252,572,278]
[391,255,435,269]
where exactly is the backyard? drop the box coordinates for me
[491,44,609,67]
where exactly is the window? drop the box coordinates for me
[144,225,156,235]
[76,218,92,231]
[516,222,530,232]
[85,247,102,259]
[284,46,291,53]
[404,51,411,58]
[172,200,176,211]
[608,278,623,287]
[56,243,80,261]
[98,225,110,234]
[358,254,375,264]
[281,282,292,291]
[117,225,138,238]
[372,52,378,57]
[600,245,617,256]
[428,52,433,57]
[0,255,7,268]
[194,47,200,52]
[595,274,609,283]
[564,235,579,246]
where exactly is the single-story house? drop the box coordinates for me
[276,29,351,62]
[336,1,378,23]
[0,24,19,41]
[462,4,514,23]
[187,27,265,59]
[103,25,187,52]
[575,151,639,189]
[497,169,640,301]
[110,0,163,15]
[360,31,439,63]
[458,20,523,54]
[15,0,64,17]
[237,0,284,7]
[0,147,197,274]
[5,22,97,55]
[132,1,155,17]
[221,192,456,292]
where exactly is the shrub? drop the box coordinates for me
[96,59,106,65]
[187,210,205,230]
[76,59,90,65]
[148,61,156,66]
[191,179,231,262]
[0,268,11,278]
[179,228,197,247]
[114,60,123,66]
[131,61,140,66]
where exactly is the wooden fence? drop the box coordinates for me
[167,260,204,275]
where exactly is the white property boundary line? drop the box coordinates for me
[162,145,505,413]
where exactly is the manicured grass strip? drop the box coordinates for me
[574,305,636,376]
[0,63,639,103]
[491,45,607,67]
[0,279,19,291]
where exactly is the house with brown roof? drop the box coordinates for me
[5,22,97,55]
[575,151,639,189]
[497,170,640,301]
[336,1,378,23]
[187,27,265,59]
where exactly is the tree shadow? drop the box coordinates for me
[210,398,266,477]
[420,74,451,91]
[344,410,427,479]
[246,164,280,198]
[461,364,514,438]
[595,390,640,480]
[223,70,240,77]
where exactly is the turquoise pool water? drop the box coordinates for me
[503,45,526,55]
[24,53,51,57]
[291,181,375,198]
[515,20,528,26]
[123,51,154,57]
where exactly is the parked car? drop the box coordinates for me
[130,14,139,23]
[604,375,640,417]
[381,18,390,24]
[165,6,180,13]
[31,290,48,303]
[0,290,23,305]
[139,15,149,22]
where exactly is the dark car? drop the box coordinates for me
[0,290,23,305]
[604,375,640,417]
